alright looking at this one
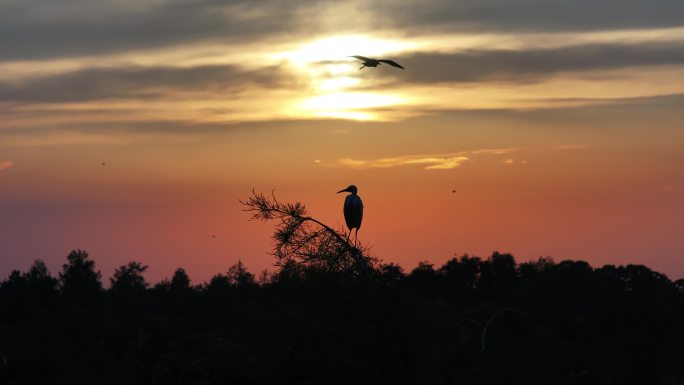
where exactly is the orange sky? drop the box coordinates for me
[1,0,684,282]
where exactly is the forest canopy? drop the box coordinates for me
[2,248,683,385]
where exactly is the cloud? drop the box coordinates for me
[385,42,684,85]
[367,0,684,34]
[0,161,13,171]
[339,154,470,170]
[501,158,528,165]
[2,0,682,63]
[337,146,524,170]
[3,92,683,147]
[0,0,309,61]
[0,64,290,103]
[423,157,470,170]
[338,158,371,168]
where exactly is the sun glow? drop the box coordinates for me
[274,35,414,120]
[317,77,361,92]
[299,92,406,120]
[276,35,415,65]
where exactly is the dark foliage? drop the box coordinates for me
[59,249,102,303]
[110,261,149,295]
[1,250,684,385]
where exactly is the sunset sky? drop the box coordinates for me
[1,0,683,283]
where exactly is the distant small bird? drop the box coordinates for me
[452,189,457,194]
[337,185,364,239]
[212,235,216,238]
[350,55,404,70]
[101,162,106,166]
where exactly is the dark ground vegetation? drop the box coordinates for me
[2,249,684,385]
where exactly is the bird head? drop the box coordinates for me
[337,185,358,194]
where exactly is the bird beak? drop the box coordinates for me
[337,188,348,194]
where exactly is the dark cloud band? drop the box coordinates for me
[386,42,684,85]
[0,0,305,61]
[2,0,682,61]
[0,64,289,103]
[369,0,684,34]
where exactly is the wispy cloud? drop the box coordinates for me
[503,158,528,165]
[338,155,470,170]
[0,161,13,171]
[337,148,520,170]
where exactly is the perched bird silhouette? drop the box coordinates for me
[350,55,405,70]
[337,185,364,239]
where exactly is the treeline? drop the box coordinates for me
[1,249,684,385]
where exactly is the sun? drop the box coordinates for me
[276,34,414,66]
[274,34,414,120]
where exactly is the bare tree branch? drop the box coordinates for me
[241,190,377,278]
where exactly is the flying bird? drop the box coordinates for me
[350,55,404,70]
[337,185,364,239]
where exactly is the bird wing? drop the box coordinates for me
[378,59,404,69]
[350,55,372,61]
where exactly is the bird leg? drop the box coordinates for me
[359,65,366,70]
[353,228,359,247]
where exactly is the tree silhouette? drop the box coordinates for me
[169,268,191,292]
[378,263,404,285]
[478,251,517,301]
[110,261,148,294]
[59,249,102,301]
[2,248,684,385]
[207,272,232,292]
[241,190,376,277]
[227,260,256,288]
[25,260,56,285]
[439,255,480,303]
[1,260,56,294]
[407,261,439,294]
